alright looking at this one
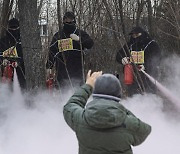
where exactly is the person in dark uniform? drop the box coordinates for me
[46,11,94,89]
[0,18,26,90]
[116,27,161,96]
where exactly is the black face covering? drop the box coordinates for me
[63,23,76,34]
[130,34,144,44]
[7,28,20,42]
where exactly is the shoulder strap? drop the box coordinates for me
[144,40,155,51]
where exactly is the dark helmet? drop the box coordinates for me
[93,74,122,98]
[8,18,19,29]
[63,11,76,23]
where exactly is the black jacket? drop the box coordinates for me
[116,29,161,94]
[0,31,24,64]
[116,31,161,77]
[46,28,94,83]
[0,31,26,89]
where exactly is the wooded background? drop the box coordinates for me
[0,0,180,91]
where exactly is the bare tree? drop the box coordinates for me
[155,0,180,53]
[37,0,44,16]
[18,0,46,92]
[136,0,146,26]
[118,0,126,37]
[0,0,177,93]
[57,0,62,30]
[0,0,14,38]
[146,0,154,36]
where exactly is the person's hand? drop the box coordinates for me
[86,70,102,88]
[70,34,80,41]
[2,59,9,66]
[122,57,130,65]
[138,64,145,71]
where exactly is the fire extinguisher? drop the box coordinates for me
[2,62,14,83]
[46,74,54,90]
[124,64,133,85]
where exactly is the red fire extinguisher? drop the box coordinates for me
[124,64,133,85]
[46,74,54,91]
[2,62,14,83]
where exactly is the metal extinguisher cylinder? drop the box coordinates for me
[2,62,14,83]
[7,64,14,80]
[124,64,133,85]
[46,77,54,90]
[46,69,54,90]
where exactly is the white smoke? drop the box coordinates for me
[0,55,180,154]
[122,94,180,154]
[0,79,78,154]
[161,55,180,96]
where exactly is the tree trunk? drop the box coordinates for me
[136,0,145,26]
[147,0,154,37]
[102,0,120,43]
[57,0,62,31]
[37,0,44,16]
[18,0,46,92]
[118,0,126,37]
[0,0,14,38]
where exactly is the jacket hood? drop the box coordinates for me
[8,18,19,29]
[93,74,122,98]
[129,27,151,44]
[84,98,126,129]
[129,27,144,35]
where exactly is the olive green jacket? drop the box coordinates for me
[63,84,151,154]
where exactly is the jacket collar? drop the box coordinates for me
[92,94,121,102]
